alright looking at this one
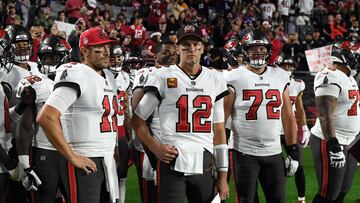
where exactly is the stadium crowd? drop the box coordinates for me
[0,0,360,203]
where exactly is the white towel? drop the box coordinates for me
[102,155,120,203]
[142,153,156,182]
[211,193,221,203]
[174,143,204,175]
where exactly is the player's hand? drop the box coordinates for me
[8,163,23,181]
[285,156,299,176]
[285,144,299,176]
[300,125,310,148]
[327,137,346,168]
[19,86,36,106]
[70,155,97,174]
[154,144,178,164]
[20,168,42,191]
[216,172,230,200]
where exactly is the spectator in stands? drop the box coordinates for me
[68,18,86,62]
[166,14,180,33]
[148,0,164,31]
[278,0,291,31]
[64,0,82,24]
[129,15,146,56]
[19,0,30,27]
[311,28,325,48]
[224,20,241,41]
[114,18,129,40]
[212,15,228,47]
[158,17,167,36]
[5,4,16,25]
[145,32,161,58]
[167,30,177,44]
[103,2,114,20]
[283,32,302,64]
[329,13,347,40]
[260,0,276,21]
[39,6,54,34]
[57,10,66,22]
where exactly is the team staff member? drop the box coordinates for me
[37,27,119,203]
[132,24,230,202]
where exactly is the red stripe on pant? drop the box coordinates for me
[156,161,161,203]
[118,125,126,139]
[68,162,77,203]
[320,140,329,197]
[229,151,239,203]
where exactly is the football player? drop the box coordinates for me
[310,43,360,203]
[223,30,299,202]
[131,39,177,203]
[132,24,229,202]
[0,31,36,203]
[109,44,131,203]
[37,27,119,203]
[276,54,310,203]
[16,35,71,202]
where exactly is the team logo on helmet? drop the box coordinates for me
[224,40,238,49]
[84,37,88,45]
[184,25,195,33]
[98,29,108,39]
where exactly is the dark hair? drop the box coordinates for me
[155,40,176,54]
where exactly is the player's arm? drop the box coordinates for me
[295,92,311,147]
[37,87,97,174]
[123,91,132,141]
[224,86,235,122]
[282,86,298,146]
[0,144,17,170]
[16,107,35,167]
[282,86,300,176]
[213,97,230,200]
[132,92,178,163]
[315,95,337,140]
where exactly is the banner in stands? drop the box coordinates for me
[54,21,75,40]
[305,45,333,73]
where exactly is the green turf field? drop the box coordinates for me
[125,148,360,202]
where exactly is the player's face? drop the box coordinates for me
[281,64,295,76]
[110,55,123,67]
[14,41,31,62]
[246,45,268,68]
[178,37,204,66]
[157,44,176,66]
[86,44,111,71]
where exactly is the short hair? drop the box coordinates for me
[155,39,176,54]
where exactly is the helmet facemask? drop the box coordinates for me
[39,52,67,76]
[14,41,32,63]
[0,40,15,81]
[243,45,271,68]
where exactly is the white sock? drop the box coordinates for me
[298,197,305,201]
[118,178,127,203]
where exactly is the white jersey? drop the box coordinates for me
[0,85,12,152]
[133,66,162,141]
[144,65,228,153]
[54,63,118,157]
[311,68,360,145]
[16,74,55,150]
[224,65,290,156]
[3,62,41,139]
[260,3,276,20]
[114,71,130,138]
[278,0,291,16]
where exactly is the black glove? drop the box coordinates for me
[327,137,346,168]
[285,144,299,176]
[15,86,36,115]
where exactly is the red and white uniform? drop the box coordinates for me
[144,65,228,153]
[114,71,131,139]
[54,63,119,157]
[311,67,360,145]
[224,65,290,156]
[129,24,146,48]
[16,74,55,150]
[133,66,161,140]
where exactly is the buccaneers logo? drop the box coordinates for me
[98,29,108,39]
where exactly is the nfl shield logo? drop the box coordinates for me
[191,81,196,86]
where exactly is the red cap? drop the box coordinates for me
[79,27,114,48]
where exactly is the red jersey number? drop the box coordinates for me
[243,89,282,120]
[348,90,359,116]
[100,95,118,132]
[176,95,212,133]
